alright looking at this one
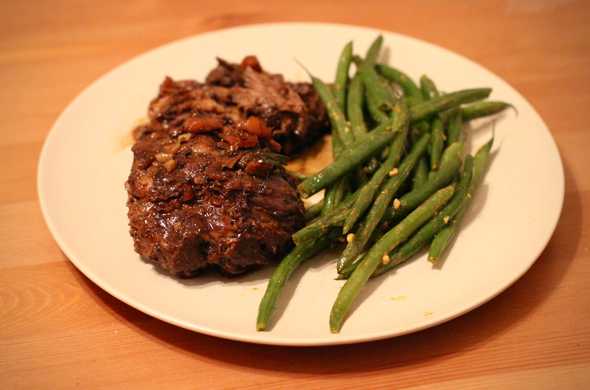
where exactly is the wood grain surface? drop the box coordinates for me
[1,1,589,388]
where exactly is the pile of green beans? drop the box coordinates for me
[338,132,430,273]
[257,36,510,333]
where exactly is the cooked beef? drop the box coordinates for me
[126,56,328,276]
[205,56,327,154]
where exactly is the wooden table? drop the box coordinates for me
[2,1,589,388]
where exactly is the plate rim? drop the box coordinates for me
[37,21,565,346]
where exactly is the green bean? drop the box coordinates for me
[338,133,431,273]
[429,138,493,263]
[377,67,430,144]
[364,35,383,65]
[294,211,347,245]
[347,73,368,138]
[310,76,355,147]
[439,100,514,130]
[447,109,463,145]
[472,138,494,188]
[306,72,359,208]
[337,251,366,280]
[334,41,353,114]
[322,123,347,216]
[323,178,348,216]
[360,37,396,123]
[412,158,429,189]
[410,88,491,122]
[461,101,515,121]
[330,185,456,332]
[376,64,422,103]
[362,70,396,123]
[348,72,372,188]
[417,75,444,170]
[342,102,409,234]
[427,227,454,262]
[293,190,361,245]
[354,66,492,125]
[419,75,440,100]
[383,142,463,224]
[330,45,365,200]
[377,68,430,147]
[305,73,352,226]
[374,155,474,277]
[322,122,344,215]
[304,199,324,222]
[257,234,333,331]
[366,90,391,123]
[430,117,445,170]
[414,75,444,173]
[321,119,347,219]
[298,117,404,198]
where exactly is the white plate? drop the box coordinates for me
[38,23,564,346]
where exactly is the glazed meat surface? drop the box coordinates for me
[126,57,328,276]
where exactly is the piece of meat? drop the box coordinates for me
[126,56,328,276]
[206,57,328,154]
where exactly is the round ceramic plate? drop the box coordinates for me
[38,23,564,346]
